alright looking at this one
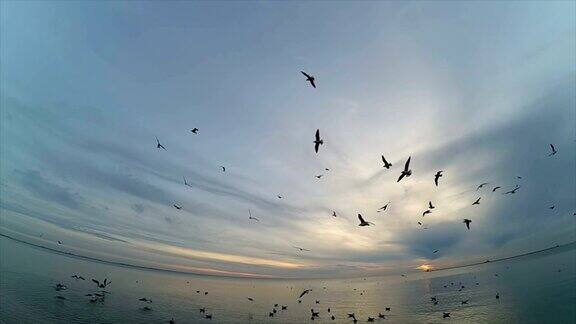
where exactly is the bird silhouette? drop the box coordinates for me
[246,297,254,301]
[397,156,412,182]
[504,185,520,194]
[422,210,431,216]
[248,210,259,222]
[298,289,312,299]
[428,201,435,209]
[315,174,323,179]
[173,204,182,210]
[548,144,557,156]
[492,186,501,192]
[191,128,199,134]
[183,176,192,187]
[314,129,323,153]
[378,203,390,212]
[301,71,316,88]
[220,166,226,172]
[463,219,472,230]
[358,214,374,226]
[472,197,481,205]
[443,312,450,318]
[381,155,392,169]
[434,171,443,186]
[332,211,337,217]
[477,183,489,190]
[293,246,310,252]
[155,136,166,150]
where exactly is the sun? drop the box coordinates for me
[417,264,433,272]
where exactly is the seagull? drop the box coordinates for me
[277,195,283,199]
[378,313,386,319]
[397,156,412,182]
[422,210,432,216]
[549,205,555,210]
[548,144,557,156]
[381,155,392,169]
[378,203,390,212]
[443,312,451,318]
[358,214,374,226]
[332,211,337,217]
[428,201,435,209]
[58,240,62,245]
[433,250,439,253]
[492,186,501,192]
[463,219,472,230]
[173,204,182,210]
[190,128,199,134]
[293,246,310,252]
[472,197,481,205]
[298,289,312,299]
[92,278,111,289]
[183,176,192,187]
[139,298,152,303]
[311,309,320,318]
[220,166,226,172]
[461,299,469,305]
[315,175,323,179]
[246,297,254,302]
[155,136,166,150]
[199,307,206,313]
[477,183,489,190]
[434,171,443,186]
[301,71,316,88]
[248,209,259,222]
[504,185,520,194]
[496,293,500,299]
[314,129,323,153]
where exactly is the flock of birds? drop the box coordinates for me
[45,71,572,323]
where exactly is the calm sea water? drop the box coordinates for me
[1,236,574,324]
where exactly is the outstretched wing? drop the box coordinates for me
[310,79,316,88]
[301,71,311,79]
[397,173,406,182]
[315,129,320,141]
[358,214,366,223]
[434,175,439,186]
[404,156,411,172]
[550,144,555,152]
[315,142,320,153]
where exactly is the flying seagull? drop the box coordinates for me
[314,129,323,153]
[277,195,283,199]
[173,204,182,210]
[183,176,192,187]
[358,214,374,226]
[463,219,472,230]
[220,166,226,172]
[301,71,316,88]
[315,174,323,179]
[492,186,501,192]
[378,203,390,212]
[422,210,432,216]
[381,155,392,169]
[477,183,489,190]
[191,128,199,134]
[433,250,439,253]
[332,211,337,217]
[504,185,520,194]
[472,197,481,205]
[298,289,312,299]
[548,144,557,156]
[248,210,259,222]
[293,246,310,252]
[434,171,443,186]
[397,156,412,182]
[92,278,111,289]
[428,201,435,209]
[155,136,166,150]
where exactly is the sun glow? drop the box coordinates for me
[417,264,433,272]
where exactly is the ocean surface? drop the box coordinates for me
[1,236,574,324]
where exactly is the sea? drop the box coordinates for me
[1,235,574,323]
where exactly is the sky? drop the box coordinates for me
[1,1,575,278]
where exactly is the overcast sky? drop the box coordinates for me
[1,1,575,278]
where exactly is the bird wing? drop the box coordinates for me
[404,156,411,171]
[315,142,320,153]
[550,144,555,152]
[358,214,366,223]
[434,176,439,186]
[315,129,320,141]
[92,279,99,285]
[301,71,311,78]
[381,155,386,163]
[310,79,316,88]
[397,173,406,182]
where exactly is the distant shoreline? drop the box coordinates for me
[1,232,574,279]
